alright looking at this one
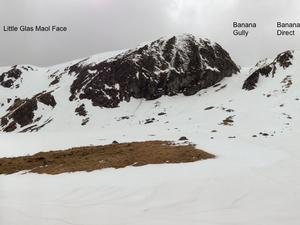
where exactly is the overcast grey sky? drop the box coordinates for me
[0,0,300,67]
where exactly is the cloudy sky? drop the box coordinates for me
[0,0,299,67]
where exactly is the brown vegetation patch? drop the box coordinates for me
[0,141,215,175]
[220,116,234,126]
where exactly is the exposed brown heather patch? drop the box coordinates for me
[220,116,234,126]
[0,141,215,175]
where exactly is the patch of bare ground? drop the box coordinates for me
[220,116,235,126]
[0,141,215,175]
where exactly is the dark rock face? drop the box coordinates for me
[4,98,38,130]
[37,92,57,107]
[75,104,87,117]
[69,34,239,108]
[0,92,56,132]
[0,66,22,88]
[243,50,293,90]
[179,136,188,141]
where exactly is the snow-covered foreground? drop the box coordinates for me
[0,135,299,225]
[0,50,300,224]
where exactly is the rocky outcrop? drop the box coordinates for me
[243,50,293,90]
[69,34,239,108]
[0,66,22,88]
[0,65,36,89]
[37,92,56,107]
[0,91,56,132]
[75,104,87,116]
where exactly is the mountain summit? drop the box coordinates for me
[68,34,239,107]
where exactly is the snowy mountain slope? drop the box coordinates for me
[0,45,298,155]
[0,34,239,133]
[243,50,294,90]
[0,70,300,225]
[0,35,300,225]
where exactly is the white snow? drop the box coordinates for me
[115,83,120,90]
[0,50,300,225]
